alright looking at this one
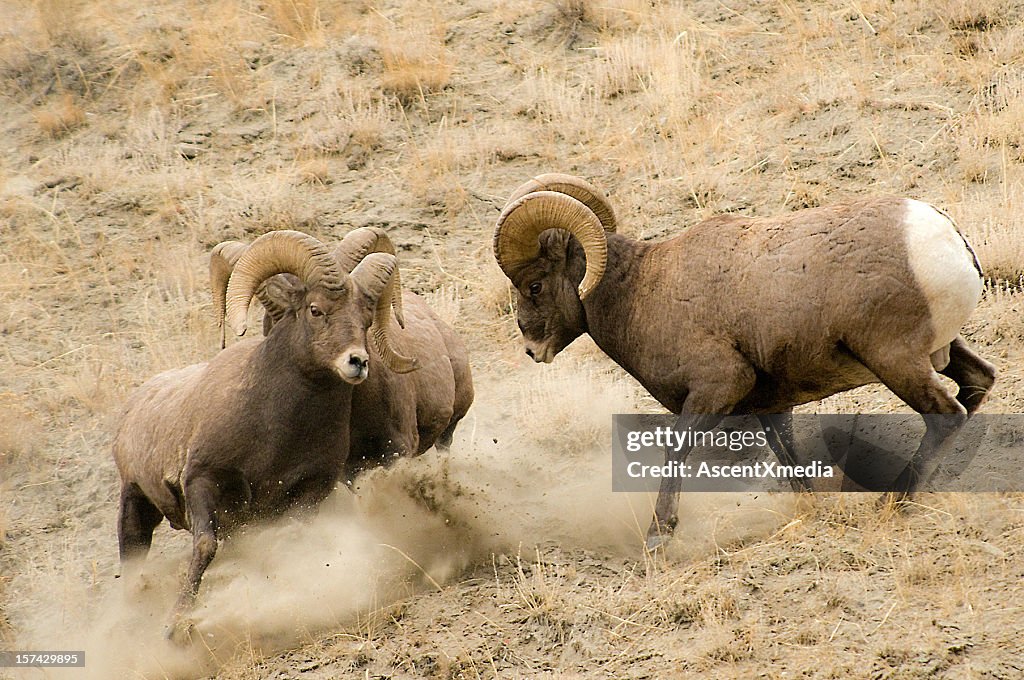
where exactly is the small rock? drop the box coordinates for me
[2,175,37,198]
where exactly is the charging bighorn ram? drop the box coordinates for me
[493,174,996,549]
[112,230,412,637]
[209,227,474,476]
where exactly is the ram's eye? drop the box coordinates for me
[309,304,324,318]
[528,282,542,296]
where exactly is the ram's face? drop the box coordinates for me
[296,281,374,384]
[513,232,587,363]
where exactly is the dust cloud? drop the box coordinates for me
[15,362,793,679]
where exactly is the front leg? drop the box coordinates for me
[165,466,250,642]
[166,475,223,642]
[646,354,756,551]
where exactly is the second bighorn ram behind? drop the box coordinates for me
[493,174,996,549]
[210,227,474,476]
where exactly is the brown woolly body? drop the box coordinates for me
[576,197,918,413]
[112,332,355,535]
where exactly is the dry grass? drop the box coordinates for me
[379,42,452,105]
[512,366,641,456]
[0,393,42,463]
[2,0,1024,677]
[34,93,86,137]
[242,493,1018,678]
[175,3,270,109]
[263,0,326,45]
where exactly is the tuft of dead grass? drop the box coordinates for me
[32,0,91,49]
[380,48,452,105]
[0,393,43,462]
[956,174,1024,287]
[372,6,453,105]
[264,0,326,45]
[34,93,85,138]
[935,0,1009,32]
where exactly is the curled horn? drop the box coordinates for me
[493,190,608,300]
[505,173,617,233]
[332,227,406,328]
[350,253,419,373]
[210,242,300,341]
[210,241,249,349]
[225,230,345,337]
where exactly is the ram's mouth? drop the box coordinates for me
[333,350,370,384]
[337,364,369,383]
[525,340,557,364]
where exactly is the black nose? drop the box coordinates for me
[525,348,535,359]
[349,354,367,370]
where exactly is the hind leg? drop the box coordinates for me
[437,391,473,451]
[939,336,996,415]
[854,350,968,493]
[757,410,811,491]
[117,482,164,566]
[439,357,474,452]
[436,418,459,451]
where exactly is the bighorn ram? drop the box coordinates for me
[112,230,413,636]
[209,227,474,476]
[493,174,996,549]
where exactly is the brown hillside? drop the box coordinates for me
[1,0,1022,677]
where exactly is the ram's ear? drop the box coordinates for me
[257,273,304,334]
[538,229,573,266]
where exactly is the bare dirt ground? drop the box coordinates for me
[2,0,1023,677]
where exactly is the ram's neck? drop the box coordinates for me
[579,234,655,375]
[250,329,356,445]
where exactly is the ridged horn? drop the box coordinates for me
[212,243,296,340]
[225,230,345,337]
[333,227,406,328]
[350,252,419,373]
[506,173,616,233]
[493,190,609,300]
[210,241,249,349]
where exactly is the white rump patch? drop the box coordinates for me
[902,199,983,352]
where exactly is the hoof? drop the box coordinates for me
[163,616,195,645]
[877,490,912,511]
[789,477,814,493]
[891,464,922,497]
[645,533,670,553]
